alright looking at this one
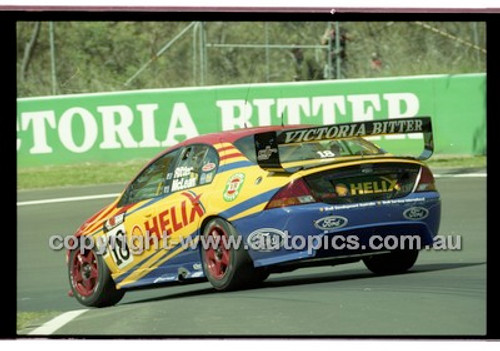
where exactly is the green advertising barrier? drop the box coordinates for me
[17,73,486,167]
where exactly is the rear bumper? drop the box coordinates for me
[232,191,441,268]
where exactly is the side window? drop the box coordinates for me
[120,150,179,206]
[199,147,218,186]
[171,144,218,192]
[233,136,257,163]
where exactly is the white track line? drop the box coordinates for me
[17,193,120,206]
[434,173,486,178]
[28,309,88,335]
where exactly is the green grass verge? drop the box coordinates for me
[17,156,486,191]
[17,310,61,332]
[426,155,486,169]
[18,159,148,190]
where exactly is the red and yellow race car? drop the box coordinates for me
[67,117,440,307]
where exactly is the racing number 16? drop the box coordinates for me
[106,224,133,269]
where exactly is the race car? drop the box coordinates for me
[67,117,441,307]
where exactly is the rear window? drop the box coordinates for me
[233,135,385,163]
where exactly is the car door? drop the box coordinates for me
[110,144,220,287]
[113,144,220,286]
[153,144,219,250]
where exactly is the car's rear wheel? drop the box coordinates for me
[68,247,125,307]
[201,218,262,291]
[362,249,419,275]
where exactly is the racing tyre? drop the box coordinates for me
[363,249,419,275]
[68,247,125,307]
[201,218,260,291]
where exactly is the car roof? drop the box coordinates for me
[139,124,314,176]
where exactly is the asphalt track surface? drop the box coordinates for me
[17,174,486,336]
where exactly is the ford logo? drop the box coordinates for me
[403,206,429,220]
[314,215,348,230]
[247,228,288,252]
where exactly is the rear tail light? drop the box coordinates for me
[415,166,437,192]
[266,178,316,209]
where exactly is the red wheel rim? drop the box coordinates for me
[71,249,99,297]
[205,225,230,280]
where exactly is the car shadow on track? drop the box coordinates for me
[120,261,485,306]
[260,261,486,289]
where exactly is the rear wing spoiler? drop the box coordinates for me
[254,116,433,173]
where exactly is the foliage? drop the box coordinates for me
[16,21,486,97]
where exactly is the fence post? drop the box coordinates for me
[335,21,341,79]
[49,22,58,95]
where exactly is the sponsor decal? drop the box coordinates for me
[103,213,125,232]
[205,173,214,183]
[319,197,427,212]
[202,162,216,172]
[337,176,400,196]
[143,192,205,239]
[314,215,348,230]
[257,146,278,161]
[247,228,288,252]
[154,275,177,284]
[223,173,245,202]
[403,206,429,220]
[335,183,349,197]
[281,118,425,144]
[131,224,144,237]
